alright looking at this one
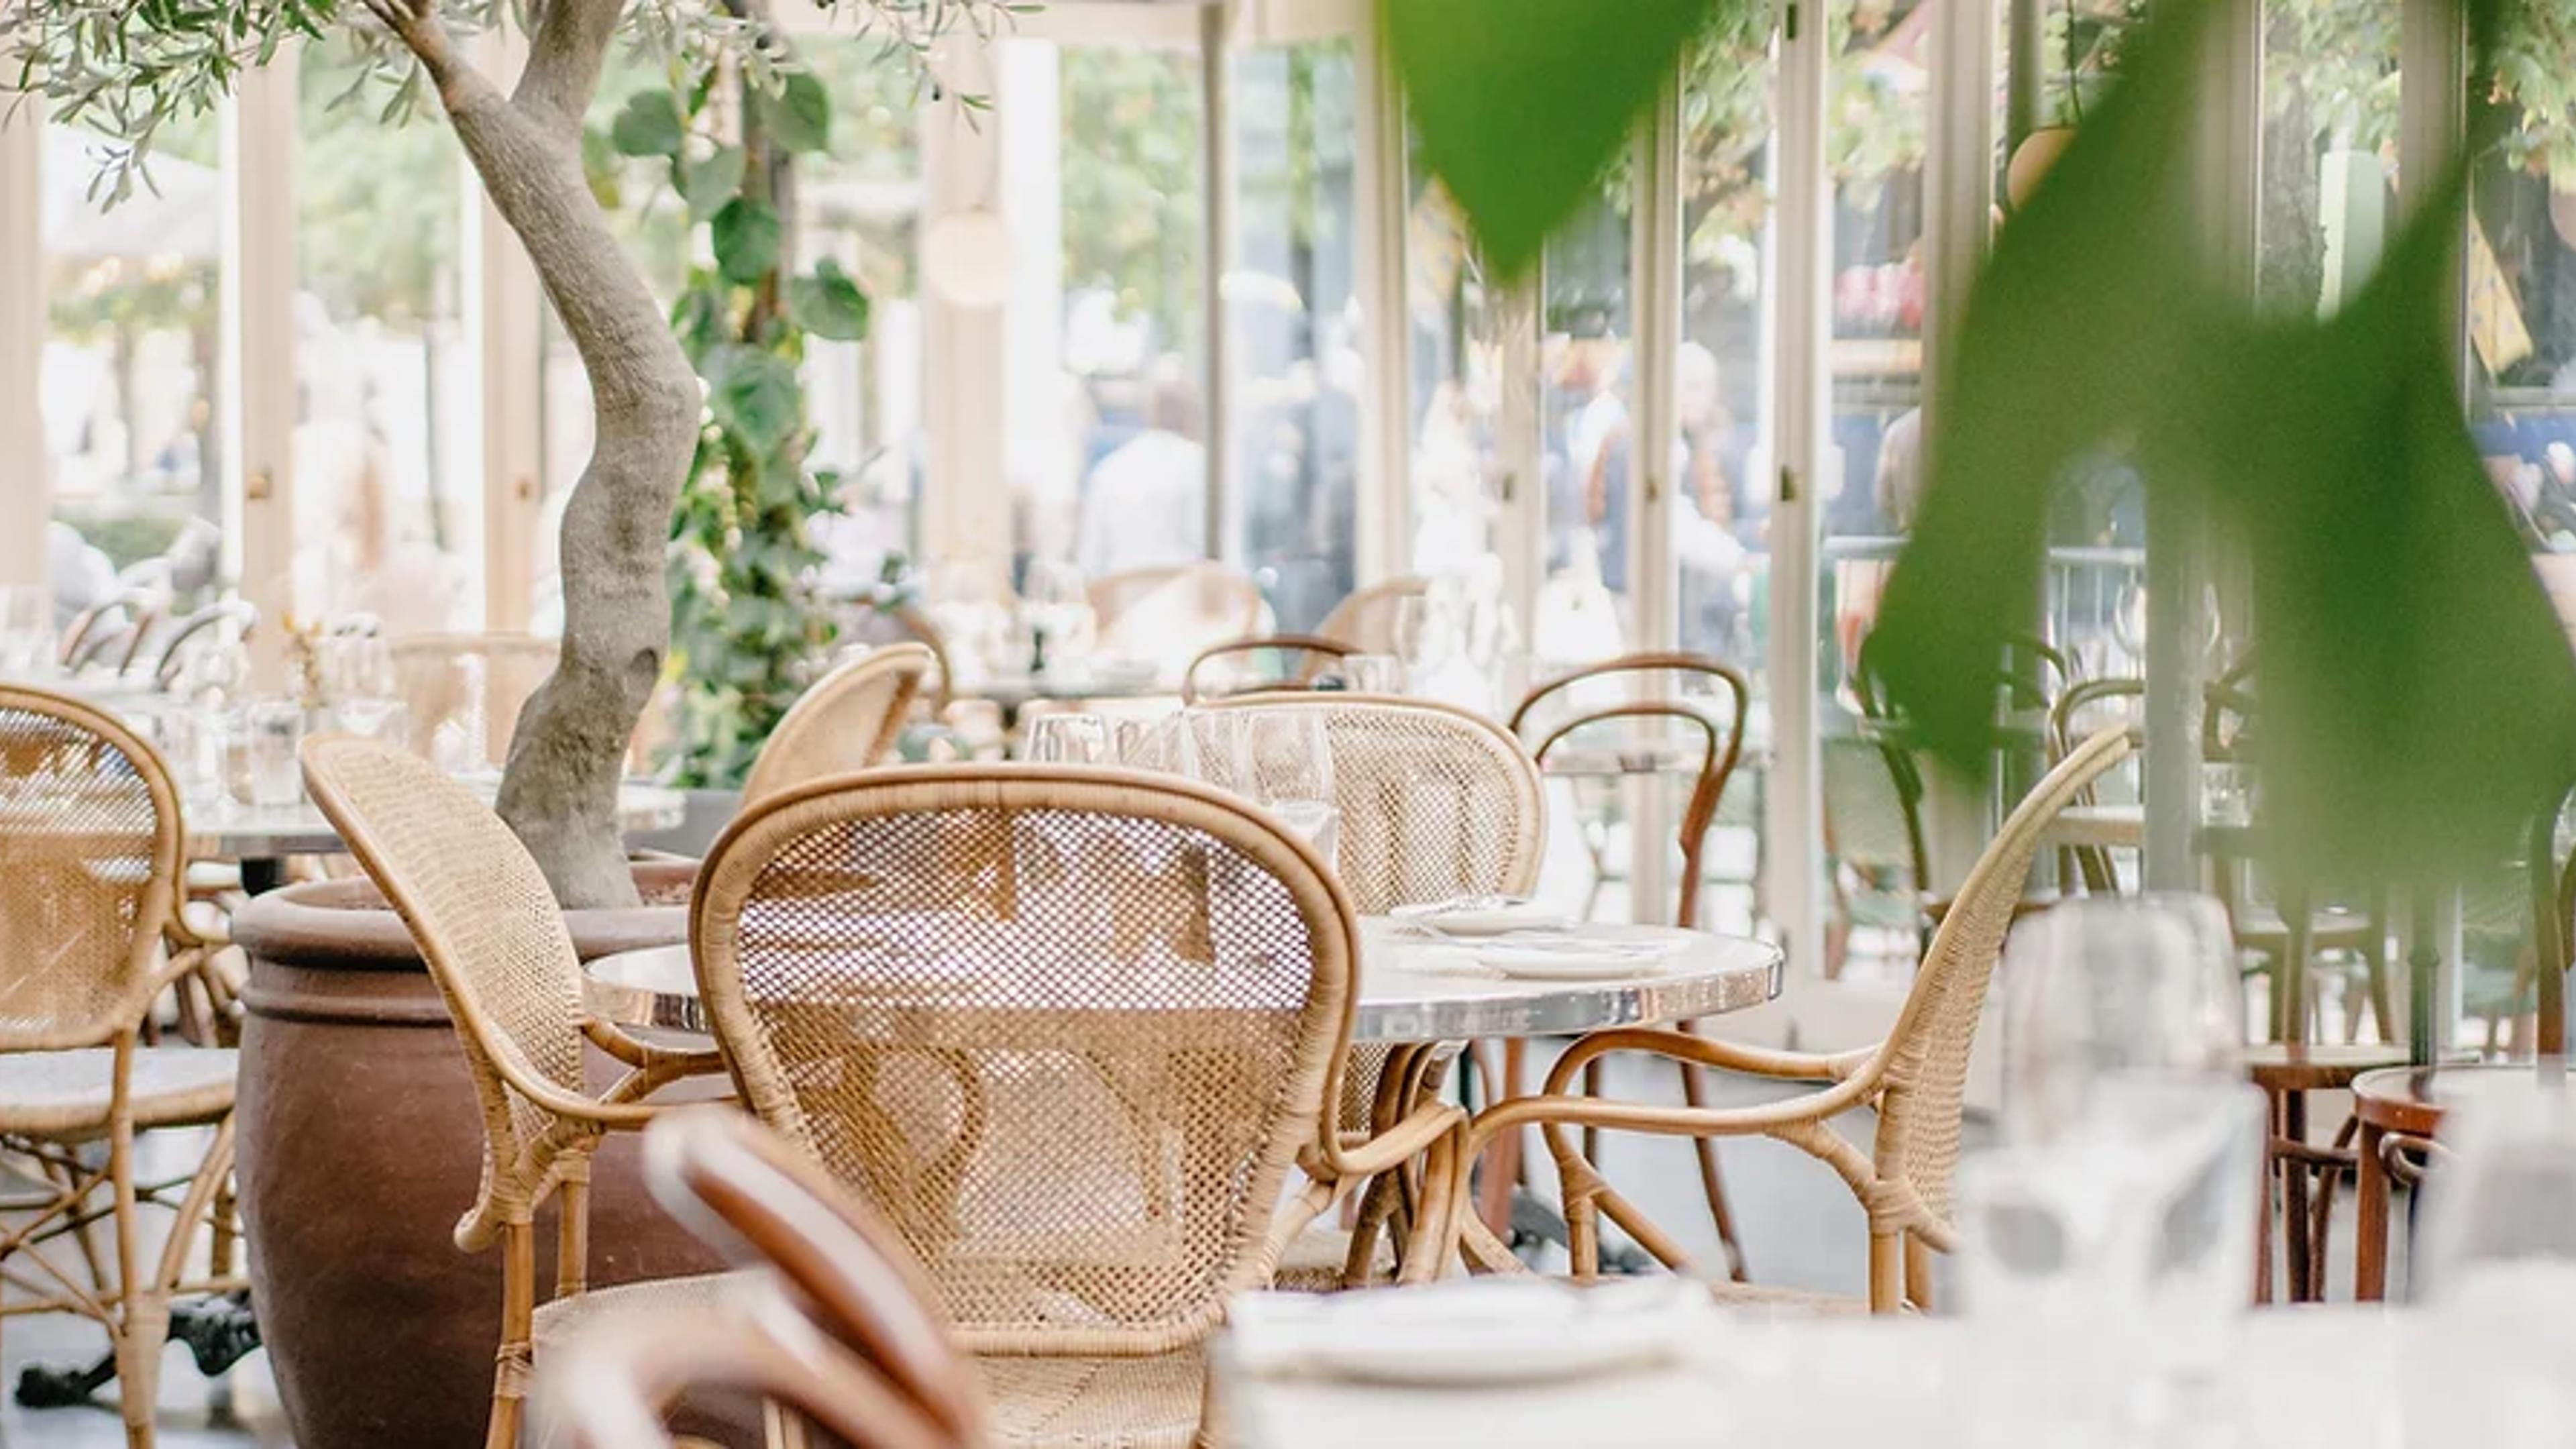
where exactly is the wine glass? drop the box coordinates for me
[1018,558,1093,676]
[1961,894,2261,1437]
[1024,712,1110,765]
[1231,708,1339,867]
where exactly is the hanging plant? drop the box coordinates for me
[592,46,874,788]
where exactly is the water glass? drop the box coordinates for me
[318,634,398,706]
[333,696,410,748]
[2202,761,2255,830]
[2405,1080,2576,1444]
[2002,894,2246,1145]
[1340,654,1405,694]
[244,701,307,808]
[1025,712,1111,765]
[1232,708,1340,867]
[1113,714,1200,776]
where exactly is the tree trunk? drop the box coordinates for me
[386,0,699,906]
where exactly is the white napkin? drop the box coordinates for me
[1226,1279,1717,1385]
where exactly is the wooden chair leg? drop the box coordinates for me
[1671,1022,1746,1282]
[109,1099,165,1448]
[1867,1230,1904,1313]
[1476,1040,1525,1234]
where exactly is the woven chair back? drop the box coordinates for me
[301,735,590,1240]
[743,644,936,804]
[1870,724,2135,1228]
[1200,694,1542,916]
[0,687,184,1051]
[390,632,559,767]
[1181,635,1356,705]
[1314,576,1428,655]
[692,765,1358,1356]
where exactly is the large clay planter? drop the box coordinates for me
[230,861,729,1449]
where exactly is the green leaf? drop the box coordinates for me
[580,125,623,209]
[1381,0,1711,278]
[678,144,747,220]
[1868,0,2576,888]
[608,88,686,159]
[786,257,871,341]
[701,343,800,453]
[757,71,832,155]
[710,197,782,284]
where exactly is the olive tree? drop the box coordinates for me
[6,0,1006,906]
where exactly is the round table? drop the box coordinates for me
[194,780,686,892]
[2350,1061,2543,1301]
[584,917,1784,1045]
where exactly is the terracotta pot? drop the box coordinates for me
[231,861,731,1449]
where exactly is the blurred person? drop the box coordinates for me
[1075,376,1208,580]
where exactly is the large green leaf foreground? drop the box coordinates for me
[1386,0,2576,886]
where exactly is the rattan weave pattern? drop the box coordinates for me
[693,767,1357,1360]
[0,690,184,1052]
[975,1350,1207,1447]
[741,643,934,803]
[299,735,590,1231]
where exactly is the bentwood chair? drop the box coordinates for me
[1088,564,1268,683]
[391,632,562,769]
[1200,693,1543,1284]
[741,645,936,804]
[1314,576,1428,655]
[299,735,731,1449]
[1458,724,2138,1312]
[150,600,259,693]
[691,766,1432,1447]
[0,686,242,1448]
[1180,635,1357,705]
[1507,653,1753,1280]
[537,1111,984,1449]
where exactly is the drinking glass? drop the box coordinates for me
[2402,1081,2576,1444]
[1960,894,2261,1442]
[1232,708,1339,867]
[318,634,398,705]
[2202,761,2255,830]
[1113,713,1200,777]
[1340,654,1405,694]
[1019,559,1093,675]
[1024,712,1111,765]
[244,701,307,808]
[175,625,252,708]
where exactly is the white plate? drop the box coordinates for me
[1229,1279,1713,1387]
[1389,897,1569,936]
[1476,937,1678,980]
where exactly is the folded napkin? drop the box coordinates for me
[1225,1277,1717,1385]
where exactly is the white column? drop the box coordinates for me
[1767,0,1831,976]
[0,91,44,590]
[922,36,1016,585]
[471,24,544,631]
[1350,17,1411,586]
[224,47,300,684]
[1629,76,1686,920]
[1201,4,1236,561]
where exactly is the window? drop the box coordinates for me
[294,37,477,632]
[41,113,225,621]
[1533,192,1636,671]
[2467,9,2576,555]
[1021,39,1209,591]
[1229,38,1362,631]
[800,38,928,594]
[1404,158,1503,580]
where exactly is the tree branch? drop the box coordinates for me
[514,0,624,136]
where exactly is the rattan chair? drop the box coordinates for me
[1087,564,1267,684]
[691,765,1446,1447]
[1179,635,1356,705]
[1507,653,1754,1280]
[1456,724,2138,1312]
[299,735,731,1449]
[537,1110,985,1449]
[390,631,561,769]
[0,686,243,1448]
[741,645,936,804]
[1313,576,1428,655]
[1199,693,1542,1285]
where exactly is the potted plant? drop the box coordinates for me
[6,2,991,1442]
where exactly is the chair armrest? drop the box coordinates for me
[1303,1099,1467,1182]
[583,1016,726,1077]
[1539,1026,1876,1095]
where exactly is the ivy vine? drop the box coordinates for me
[592,53,872,788]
